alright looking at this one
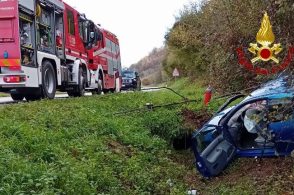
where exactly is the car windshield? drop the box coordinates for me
[123,71,135,78]
[195,126,221,153]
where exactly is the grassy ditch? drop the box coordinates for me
[0,79,293,194]
[0,79,204,194]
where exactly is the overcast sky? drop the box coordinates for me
[63,0,191,67]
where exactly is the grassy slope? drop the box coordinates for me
[0,79,293,194]
[0,80,201,194]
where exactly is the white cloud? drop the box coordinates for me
[63,0,192,67]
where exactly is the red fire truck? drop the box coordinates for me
[88,28,122,94]
[0,0,122,101]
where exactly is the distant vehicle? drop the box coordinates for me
[191,73,294,178]
[121,70,141,90]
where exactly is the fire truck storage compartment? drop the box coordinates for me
[45,0,65,10]
[36,1,54,54]
[19,12,36,67]
[60,66,69,84]
[55,11,65,59]
[19,0,35,12]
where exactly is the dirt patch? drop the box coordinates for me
[107,140,135,157]
[181,109,212,130]
[171,151,294,194]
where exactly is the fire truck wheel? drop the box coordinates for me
[96,76,103,95]
[10,91,24,101]
[25,94,42,101]
[68,67,86,97]
[77,67,86,96]
[42,61,56,99]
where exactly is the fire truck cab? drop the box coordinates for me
[88,28,122,94]
[0,0,121,101]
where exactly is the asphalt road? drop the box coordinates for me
[0,87,160,105]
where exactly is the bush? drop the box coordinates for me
[165,0,294,92]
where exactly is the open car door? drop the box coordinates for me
[192,125,236,177]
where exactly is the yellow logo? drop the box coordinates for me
[248,12,282,63]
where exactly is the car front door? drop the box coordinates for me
[192,125,236,177]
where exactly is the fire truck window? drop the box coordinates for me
[106,39,111,50]
[112,43,118,54]
[113,59,118,69]
[116,44,119,54]
[111,42,115,53]
[67,10,75,35]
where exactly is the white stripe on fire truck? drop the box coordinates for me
[93,48,105,57]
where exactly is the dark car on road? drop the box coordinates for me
[122,70,141,91]
[192,73,294,178]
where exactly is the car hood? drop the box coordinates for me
[244,75,294,101]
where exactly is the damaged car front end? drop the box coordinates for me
[191,74,294,178]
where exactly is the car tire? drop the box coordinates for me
[42,61,56,99]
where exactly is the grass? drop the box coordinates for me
[0,92,9,97]
[0,78,293,194]
[0,80,202,194]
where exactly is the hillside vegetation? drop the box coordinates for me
[164,0,294,92]
[130,47,167,86]
[0,80,293,194]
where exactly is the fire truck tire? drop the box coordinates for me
[10,91,24,101]
[96,75,103,95]
[42,61,56,99]
[68,67,85,97]
[77,67,86,96]
[25,94,42,101]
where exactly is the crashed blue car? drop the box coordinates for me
[192,73,294,178]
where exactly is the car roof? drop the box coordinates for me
[244,74,294,101]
